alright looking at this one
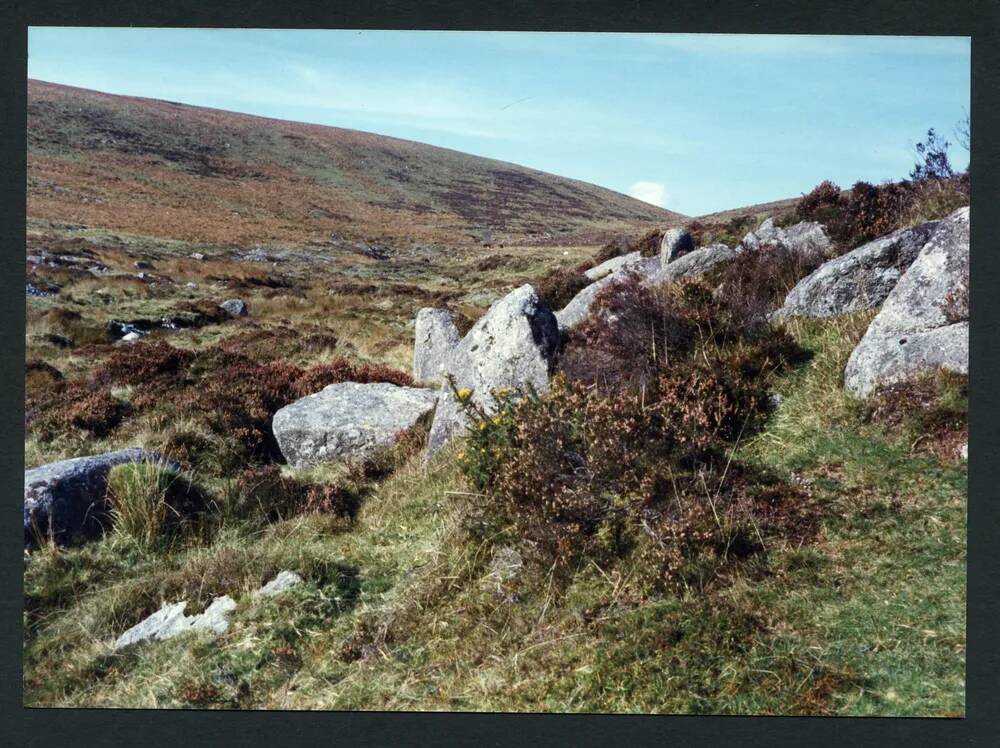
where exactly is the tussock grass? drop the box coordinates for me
[106,461,180,547]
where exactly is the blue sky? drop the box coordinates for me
[28,29,970,216]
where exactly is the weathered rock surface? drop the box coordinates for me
[776,221,940,319]
[113,595,237,651]
[426,285,560,457]
[273,382,438,468]
[646,243,738,286]
[584,251,642,281]
[24,448,177,549]
[844,207,969,397]
[660,228,696,264]
[741,218,833,260]
[219,298,248,317]
[556,256,659,329]
[255,570,304,598]
[134,260,154,270]
[413,308,461,383]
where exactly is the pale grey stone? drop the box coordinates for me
[584,251,642,281]
[426,285,560,457]
[660,228,695,264]
[776,221,940,319]
[413,308,461,383]
[113,595,237,651]
[255,570,304,598]
[219,298,248,317]
[741,218,832,260]
[844,207,969,397]
[645,243,738,286]
[273,382,438,468]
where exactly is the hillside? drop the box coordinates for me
[27,80,684,249]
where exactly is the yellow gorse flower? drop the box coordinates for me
[456,388,472,400]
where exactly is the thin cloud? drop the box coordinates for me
[628,181,667,208]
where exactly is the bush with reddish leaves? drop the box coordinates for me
[711,242,826,321]
[234,464,362,525]
[534,267,591,311]
[795,180,843,224]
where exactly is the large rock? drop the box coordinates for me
[273,382,438,468]
[844,207,969,397]
[556,256,659,329]
[113,596,237,651]
[426,285,560,457]
[24,448,176,549]
[775,221,940,319]
[741,218,833,260]
[660,228,695,264]
[646,243,738,286]
[584,251,642,281]
[413,308,461,383]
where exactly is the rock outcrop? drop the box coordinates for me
[741,218,833,260]
[844,207,969,398]
[24,448,177,549]
[273,382,438,468]
[556,256,659,329]
[113,596,237,651]
[426,285,560,457]
[413,308,461,383]
[660,229,696,264]
[775,221,940,319]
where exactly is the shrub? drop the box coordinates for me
[454,376,814,587]
[711,243,825,321]
[534,267,591,311]
[910,128,954,182]
[863,369,967,461]
[234,464,362,525]
[795,180,843,224]
[99,341,195,387]
[106,461,204,547]
[25,360,64,402]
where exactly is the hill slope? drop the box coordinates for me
[27,80,684,249]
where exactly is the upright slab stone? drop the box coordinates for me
[426,285,560,458]
[844,207,969,397]
[413,308,461,383]
[660,228,695,264]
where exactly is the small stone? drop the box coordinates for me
[219,298,249,317]
[135,260,154,270]
[255,571,304,598]
[191,252,206,261]
[121,331,142,343]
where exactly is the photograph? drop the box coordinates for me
[22,28,970,716]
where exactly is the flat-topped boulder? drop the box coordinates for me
[273,382,438,468]
[776,220,940,319]
[584,251,643,281]
[413,308,461,384]
[556,256,659,329]
[646,243,738,286]
[426,284,560,457]
[24,448,177,549]
[844,207,969,397]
